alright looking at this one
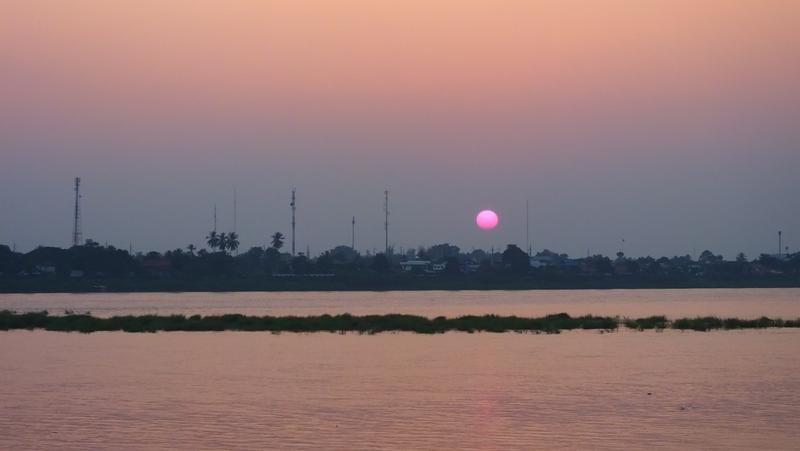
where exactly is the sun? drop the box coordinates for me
[476,210,499,230]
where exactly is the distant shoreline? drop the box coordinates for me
[1,274,799,294]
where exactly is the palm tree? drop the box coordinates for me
[270,232,285,250]
[206,231,220,251]
[227,232,240,254]
[217,232,228,254]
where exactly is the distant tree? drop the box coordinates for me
[736,252,748,263]
[371,253,390,272]
[270,232,285,250]
[502,245,529,274]
[315,252,334,273]
[217,233,228,254]
[187,244,197,256]
[699,250,722,265]
[426,243,460,262]
[330,245,358,263]
[226,232,240,254]
[292,255,310,274]
[206,231,220,251]
[444,256,461,274]
[583,255,614,275]
[616,251,625,260]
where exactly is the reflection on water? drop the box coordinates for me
[2,289,800,449]
[1,329,799,450]
[1,288,799,318]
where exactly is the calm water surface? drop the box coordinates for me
[1,288,799,318]
[2,289,799,450]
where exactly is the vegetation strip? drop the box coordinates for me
[1,311,799,334]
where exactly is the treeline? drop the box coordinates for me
[1,240,799,291]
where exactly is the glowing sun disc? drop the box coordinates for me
[476,210,499,230]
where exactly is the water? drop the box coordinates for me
[1,288,799,318]
[2,289,800,450]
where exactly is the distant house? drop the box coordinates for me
[400,260,432,272]
[431,263,447,272]
[142,258,172,276]
[35,265,56,274]
[69,270,85,278]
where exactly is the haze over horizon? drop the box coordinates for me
[2,0,798,258]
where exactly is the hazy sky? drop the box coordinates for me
[2,0,798,258]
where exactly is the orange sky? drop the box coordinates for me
[3,0,798,120]
[1,1,799,256]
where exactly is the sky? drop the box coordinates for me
[1,0,799,259]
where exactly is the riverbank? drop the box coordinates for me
[2,310,798,333]
[2,273,799,293]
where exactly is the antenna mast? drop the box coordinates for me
[213,204,218,233]
[352,216,356,250]
[72,177,82,247]
[778,230,782,257]
[384,190,389,254]
[233,188,238,233]
[526,199,530,256]
[291,189,296,256]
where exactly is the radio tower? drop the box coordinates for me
[526,199,531,256]
[352,216,356,250]
[290,189,296,256]
[384,190,389,254]
[233,188,238,233]
[72,177,83,247]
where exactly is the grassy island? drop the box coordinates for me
[1,310,799,334]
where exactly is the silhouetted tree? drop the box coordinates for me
[699,250,722,265]
[502,245,529,274]
[217,233,228,254]
[444,256,461,274]
[736,252,747,263]
[226,232,240,254]
[315,252,334,273]
[292,255,310,274]
[206,231,220,251]
[270,232,285,250]
[371,253,390,272]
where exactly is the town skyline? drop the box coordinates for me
[2,1,798,259]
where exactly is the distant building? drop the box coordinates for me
[530,254,578,268]
[400,260,432,272]
[142,258,172,276]
[35,265,56,274]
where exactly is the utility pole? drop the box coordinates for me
[526,199,531,256]
[213,204,217,233]
[778,230,782,257]
[384,190,389,254]
[72,177,82,247]
[352,216,356,250]
[291,189,296,256]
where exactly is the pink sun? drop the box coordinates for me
[476,210,499,230]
